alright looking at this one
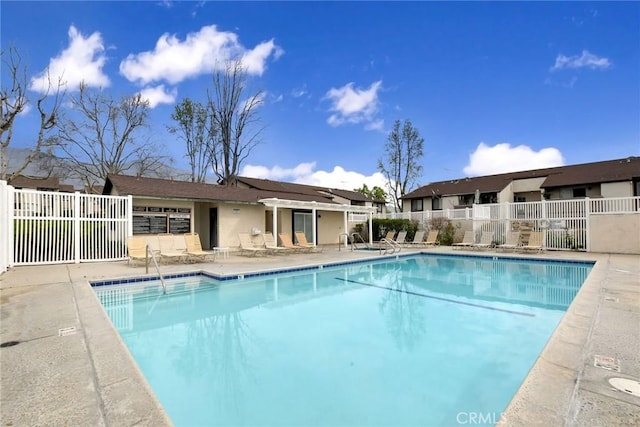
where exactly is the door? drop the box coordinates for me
[293,210,313,244]
[209,208,218,249]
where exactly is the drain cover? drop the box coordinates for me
[609,378,640,397]
[594,355,620,372]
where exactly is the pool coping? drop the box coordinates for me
[1,247,638,425]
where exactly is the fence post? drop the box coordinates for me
[0,181,10,272]
[585,197,591,252]
[74,192,81,263]
[127,195,133,237]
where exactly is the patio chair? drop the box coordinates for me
[127,236,150,265]
[158,234,188,263]
[472,231,495,250]
[453,231,475,249]
[520,231,544,253]
[393,231,407,245]
[184,233,216,262]
[295,232,323,252]
[238,232,269,256]
[424,230,439,246]
[382,230,396,242]
[407,230,425,246]
[278,233,308,253]
[262,233,292,255]
[497,232,521,251]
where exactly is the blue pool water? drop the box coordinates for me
[94,254,592,426]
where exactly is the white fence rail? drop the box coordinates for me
[376,197,640,252]
[3,182,131,267]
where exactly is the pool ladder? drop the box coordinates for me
[380,237,401,254]
[350,232,369,251]
[146,245,167,295]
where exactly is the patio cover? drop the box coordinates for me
[259,198,376,247]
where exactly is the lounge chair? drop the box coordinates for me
[382,230,396,242]
[407,230,425,246]
[127,236,150,265]
[472,231,495,250]
[279,233,307,253]
[520,231,544,253]
[497,232,521,251]
[238,232,269,256]
[453,231,475,249]
[158,234,188,263]
[393,231,407,245]
[424,230,439,246]
[295,232,323,252]
[262,233,292,255]
[184,233,216,261]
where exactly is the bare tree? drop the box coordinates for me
[377,119,424,212]
[1,47,64,182]
[168,98,214,183]
[56,83,168,191]
[207,60,264,185]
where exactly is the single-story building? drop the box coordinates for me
[103,174,379,250]
[402,156,640,212]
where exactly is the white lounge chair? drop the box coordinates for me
[453,231,475,249]
[238,232,269,256]
[520,231,544,253]
[472,232,495,250]
[407,230,425,246]
[497,232,521,251]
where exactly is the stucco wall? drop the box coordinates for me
[590,213,640,254]
[317,211,346,245]
[601,181,633,198]
[217,203,265,248]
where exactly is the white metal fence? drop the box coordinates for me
[1,181,131,268]
[378,197,640,252]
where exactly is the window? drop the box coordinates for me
[572,187,586,198]
[514,195,526,203]
[411,199,423,212]
[432,197,442,210]
[458,195,473,206]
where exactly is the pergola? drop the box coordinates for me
[258,198,377,248]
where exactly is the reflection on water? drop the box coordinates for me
[95,256,592,426]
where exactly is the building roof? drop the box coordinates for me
[540,157,640,188]
[9,175,76,192]
[104,174,339,204]
[235,176,380,203]
[403,156,640,199]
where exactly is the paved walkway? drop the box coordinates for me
[1,247,638,426]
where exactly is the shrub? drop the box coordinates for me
[428,217,458,245]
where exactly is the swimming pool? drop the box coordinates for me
[94,254,592,426]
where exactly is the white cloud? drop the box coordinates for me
[291,85,308,98]
[119,25,282,85]
[550,50,611,72]
[241,162,388,191]
[324,80,382,128]
[138,85,177,108]
[30,25,109,93]
[463,142,565,176]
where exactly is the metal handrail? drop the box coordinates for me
[350,232,368,250]
[146,245,167,295]
[380,238,401,254]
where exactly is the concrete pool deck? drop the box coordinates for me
[0,246,638,426]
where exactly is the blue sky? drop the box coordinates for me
[2,1,639,191]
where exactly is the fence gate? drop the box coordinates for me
[9,185,131,266]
